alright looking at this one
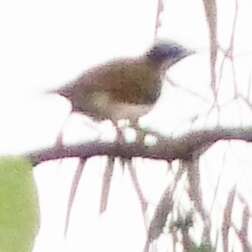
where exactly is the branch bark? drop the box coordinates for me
[27,126,252,166]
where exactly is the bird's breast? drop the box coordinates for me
[107,102,153,122]
[77,90,153,121]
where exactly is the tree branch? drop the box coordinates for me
[27,126,252,166]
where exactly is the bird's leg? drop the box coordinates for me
[115,125,125,144]
[56,132,64,148]
[113,119,146,144]
[111,120,125,144]
[130,119,146,144]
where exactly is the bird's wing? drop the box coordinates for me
[47,60,125,98]
[52,57,160,105]
[73,58,138,92]
[75,58,160,104]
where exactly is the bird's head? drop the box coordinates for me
[146,40,195,68]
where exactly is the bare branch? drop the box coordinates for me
[167,77,211,103]
[64,158,86,236]
[144,162,185,251]
[218,0,239,99]
[222,186,236,252]
[144,186,173,252]
[234,195,252,251]
[185,158,211,244]
[154,0,164,39]
[202,0,218,97]
[99,157,115,213]
[28,127,252,166]
[127,160,148,214]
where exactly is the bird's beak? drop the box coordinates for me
[167,47,196,68]
[176,47,196,63]
[184,48,196,58]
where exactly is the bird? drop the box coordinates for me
[49,40,195,142]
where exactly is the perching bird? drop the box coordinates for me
[50,41,194,140]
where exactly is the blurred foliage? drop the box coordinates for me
[190,243,215,252]
[0,156,39,252]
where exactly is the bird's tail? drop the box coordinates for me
[45,85,72,98]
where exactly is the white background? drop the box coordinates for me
[1,0,252,251]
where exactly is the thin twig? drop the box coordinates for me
[99,156,115,213]
[202,0,218,98]
[222,186,236,252]
[154,0,164,39]
[127,160,148,214]
[64,158,86,237]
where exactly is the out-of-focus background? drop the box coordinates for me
[1,0,252,251]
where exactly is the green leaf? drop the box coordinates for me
[190,243,214,252]
[0,156,40,252]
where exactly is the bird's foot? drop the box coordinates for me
[135,129,146,144]
[55,132,64,148]
[115,126,126,144]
